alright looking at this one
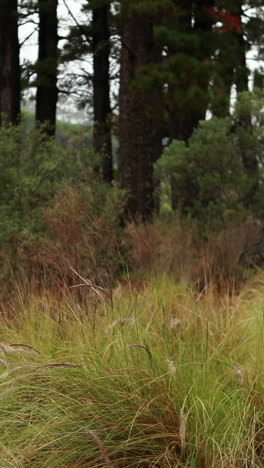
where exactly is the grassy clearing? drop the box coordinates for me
[0,274,263,467]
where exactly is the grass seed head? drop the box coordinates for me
[86,430,115,468]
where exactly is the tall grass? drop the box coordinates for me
[0,274,263,467]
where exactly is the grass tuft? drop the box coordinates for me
[0,273,263,466]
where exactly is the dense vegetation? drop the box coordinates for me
[0,0,264,466]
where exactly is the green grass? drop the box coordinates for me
[0,274,263,467]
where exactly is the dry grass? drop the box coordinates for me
[127,217,264,293]
[0,272,262,466]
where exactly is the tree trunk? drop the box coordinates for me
[92,0,113,183]
[235,7,248,94]
[119,0,162,220]
[0,0,20,125]
[169,0,214,209]
[36,0,58,136]
[233,1,258,205]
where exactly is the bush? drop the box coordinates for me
[36,179,126,287]
[0,123,126,290]
[0,123,81,245]
[156,90,264,233]
[127,218,198,282]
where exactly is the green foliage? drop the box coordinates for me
[0,123,77,246]
[156,118,242,231]
[21,110,93,152]
[0,122,124,286]
[156,90,264,232]
[126,0,172,17]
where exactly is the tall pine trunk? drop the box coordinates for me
[233,1,258,206]
[0,0,20,125]
[36,0,58,136]
[92,0,113,183]
[119,0,162,220]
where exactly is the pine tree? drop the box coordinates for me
[62,0,114,183]
[36,0,58,135]
[90,0,113,182]
[0,0,20,125]
[118,0,164,219]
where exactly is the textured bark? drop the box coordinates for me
[234,2,258,205]
[92,0,113,183]
[0,0,20,125]
[119,0,162,220]
[235,8,248,94]
[36,0,58,136]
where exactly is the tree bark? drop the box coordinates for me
[36,0,58,136]
[233,1,258,205]
[0,0,20,125]
[119,0,162,220]
[92,0,113,183]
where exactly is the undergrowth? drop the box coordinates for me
[0,273,263,467]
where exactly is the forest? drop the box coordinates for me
[0,0,264,466]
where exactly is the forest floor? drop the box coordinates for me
[0,273,263,467]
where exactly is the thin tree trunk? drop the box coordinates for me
[0,0,20,125]
[92,0,113,183]
[36,0,58,136]
[119,0,162,220]
[235,6,248,94]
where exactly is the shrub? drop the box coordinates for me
[37,179,126,287]
[0,123,125,291]
[156,90,264,233]
[126,217,199,282]
[126,216,264,292]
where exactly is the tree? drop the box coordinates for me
[157,0,215,141]
[156,90,264,230]
[0,0,20,125]
[36,0,58,135]
[90,0,113,182]
[209,2,247,116]
[61,0,114,182]
[154,1,215,208]
[118,0,164,220]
